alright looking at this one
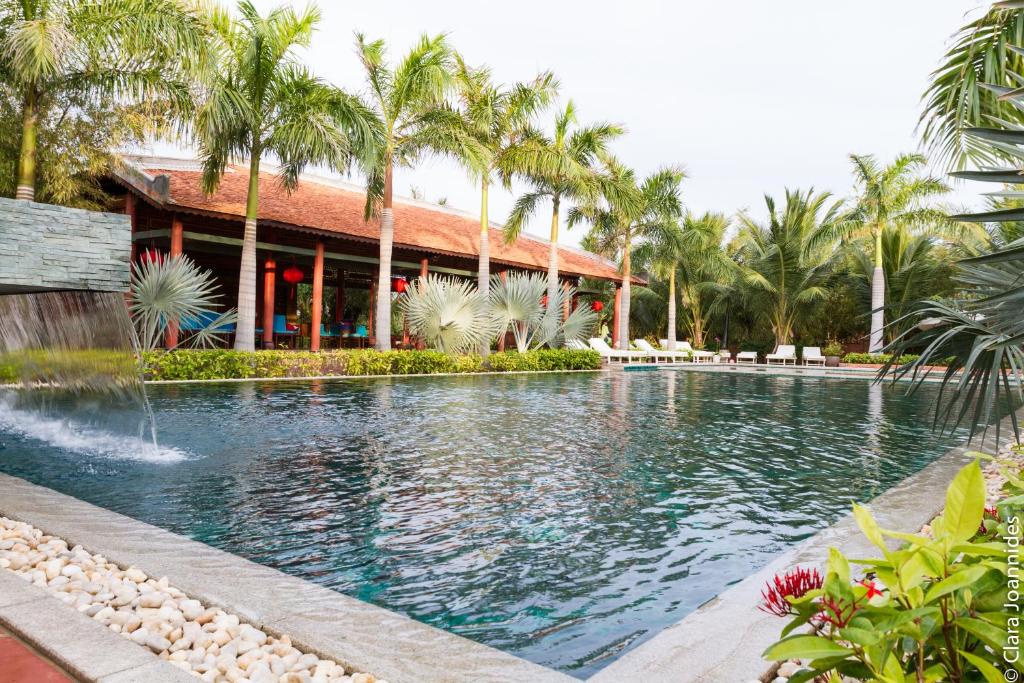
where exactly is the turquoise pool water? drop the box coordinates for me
[0,371,962,677]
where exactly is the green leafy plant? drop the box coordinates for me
[762,458,1022,683]
[823,341,844,357]
[488,272,597,351]
[844,352,925,366]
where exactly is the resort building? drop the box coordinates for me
[108,156,631,350]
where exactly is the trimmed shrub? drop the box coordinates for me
[841,352,922,365]
[142,348,599,381]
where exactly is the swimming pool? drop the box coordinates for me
[0,371,963,677]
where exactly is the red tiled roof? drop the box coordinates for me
[118,160,633,283]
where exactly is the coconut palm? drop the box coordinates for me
[920,2,1024,169]
[571,161,684,350]
[1,0,210,201]
[357,34,487,351]
[636,212,731,350]
[452,57,557,299]
[840,153,950,352]
[502,100,623,308]
[197,2,380,351]
[734,189,844,346]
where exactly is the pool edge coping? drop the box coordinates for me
[0,475,576,683]
[587,406,1024,683]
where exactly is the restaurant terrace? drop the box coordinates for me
[108,156,634,350]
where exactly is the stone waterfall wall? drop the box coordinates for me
[0,197,131,293]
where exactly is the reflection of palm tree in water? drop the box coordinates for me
[862,382,884,496]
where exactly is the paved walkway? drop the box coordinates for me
[0,625,71,683]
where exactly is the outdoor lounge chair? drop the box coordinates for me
[675,341,715,364]
[588,338,648,363]
[766,344,797,365]
[634,339,689,363]
[736,351,758,364]
[802,346,826,366]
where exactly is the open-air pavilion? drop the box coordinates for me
[108,156,633,351]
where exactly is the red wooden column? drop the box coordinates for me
[164,215,184,349]
[262,256,276,349]
[310,241,325,352]
[561,281,571,321]
[419,257,428,281]
[612,284,622,349]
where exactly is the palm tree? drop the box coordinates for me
[920,2,1024,169]
[571,161,684,350]
[734,189,844,346]
[357,33,486,351]
[1,0,210,201]
[452,57,557,299]
[197,2,380,351]
[503,100,623,308]
[841,153,950,352]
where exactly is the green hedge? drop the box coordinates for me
[141,348,601,381]
[840,352,953,366]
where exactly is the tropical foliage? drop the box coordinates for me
[399,275,494,354]
[762,458,1023,683]
[488,272,596,352]
[197,1,379,351]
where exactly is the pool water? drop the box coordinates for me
[0,371,962,677]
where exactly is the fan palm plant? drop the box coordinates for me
[452,57,557,299]
[734,189,844,346]
[570,161,684,350]
[488,271,596,351]
[840,153,951,351]
[197,2,380,352]
[357,33,487,351]
[1,0,210,201]
[130,254,237,352]
[502,100,623,308]
[399,275,494,354]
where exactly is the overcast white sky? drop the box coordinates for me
[154,0,988,247]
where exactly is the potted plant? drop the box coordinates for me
[822,340,843,367]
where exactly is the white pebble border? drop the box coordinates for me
[0,516,387,683]
[756,442,1023,683]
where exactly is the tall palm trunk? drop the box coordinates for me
[546,195,560,308]
[375,160,394,351]
[234,154,261,351]
[692,306,705,348]
[869,227,885,352]
[477,177,490,356]
[15,89,38,201]
[618,230,631,350]
[666,268,677,351]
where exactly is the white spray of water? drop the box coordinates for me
[0,401,188,464]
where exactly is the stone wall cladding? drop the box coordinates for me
[0,197,130,293]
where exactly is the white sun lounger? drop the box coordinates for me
[802,346,826,366]
[588,338,648,363]
[634,339,689,363]
[675,341,715,364]
[736,351,758,364]
[766,344,797,365]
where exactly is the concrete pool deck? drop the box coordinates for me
[0,403,1020,682]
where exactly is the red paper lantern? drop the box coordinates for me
[282,265,304,285]
[139,248,163,265]
[591,300,604,312]
[391,277,408,293]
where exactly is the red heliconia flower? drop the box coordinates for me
[859,579,884,600]
[980,505,1001,534]
[759,567,824,617]
[817,595,860,628]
